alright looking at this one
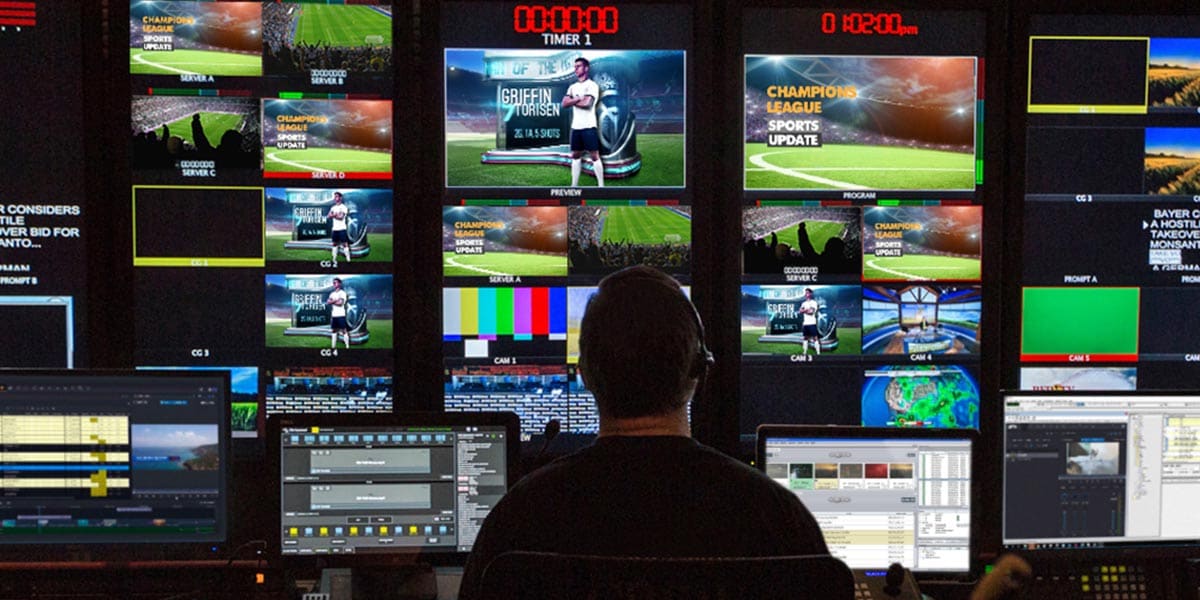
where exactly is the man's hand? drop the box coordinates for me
[970,555,1032,600]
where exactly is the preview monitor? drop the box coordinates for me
[271,412,519,562]
[437,2,695,438]
[0,371,230,561]
[737,7,993,438]
[1012,13,1200,393]
[1003,391,1200,552]
[758,425,975,574]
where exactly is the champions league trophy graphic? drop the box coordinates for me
[479,50,643,178]
[282,191,371,258]
[757,287,840,352]
[282,276,371,345]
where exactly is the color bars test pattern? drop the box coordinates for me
[443,287,567,341]
[0,2,35,27]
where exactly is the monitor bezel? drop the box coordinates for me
[755,424,980,579]
[267,411,521,568]
[1001,389,1200,557]
[0,368,232,563]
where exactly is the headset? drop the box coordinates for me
[596,266,714,381]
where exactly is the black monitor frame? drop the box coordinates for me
[0,369,232,563]
[756,424,981,579]
[1001,389,1200,559]
[267,411,520,568]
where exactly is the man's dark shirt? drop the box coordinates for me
[459,435,830,599]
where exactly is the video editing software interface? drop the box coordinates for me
[1016,15,1200,394]
[1003,393,1200,551]
[763,435,971,572]
[0,373,228,546]
[0,2,88,369]
[279,422,509,555]
[739,8,988,436]
[127,0,398,439]
[440,2,693,439]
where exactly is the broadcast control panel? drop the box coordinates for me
[280,423,509,555]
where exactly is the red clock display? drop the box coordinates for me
[821,12,919,37]
[512,5,618,34]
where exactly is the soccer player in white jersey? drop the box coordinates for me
[327,191,351,266]
[562,57,604,187]
[326,277,350,349]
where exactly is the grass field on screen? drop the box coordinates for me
[862,255,980,281]
[442,252,567,277]
[745,143,976,190]
[294,5,392,46]
[130,48,261,77]
[601,207,691,244]
[264,148,392,175]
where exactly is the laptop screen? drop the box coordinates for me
[760,431,972,572]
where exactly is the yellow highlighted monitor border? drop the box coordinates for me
[1027,36,1150,115]
[132,185,266,268]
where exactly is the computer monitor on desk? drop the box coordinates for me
[271,412,519,564]
[757,426,976,577]
[1003,391,1200,551]
[0,370,231,562]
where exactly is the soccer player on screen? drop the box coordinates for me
[562,57,604,188]
[327,192,351,266]
[800,287,821,355]
[327,278,350,349]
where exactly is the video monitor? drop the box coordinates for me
[130,1,263,77]
[265,366,393,415]
[1012,14,1200,393]
[127,0,397,418]
[758,426,975,574]
[744,55,978,192]
[0,371,229,561]
[738,7,991,438]
[0,2,88,368]
[271,412,519,561]
[1003,391,1200,552]
[261,99,392,180]
[266,187,393,264]
[437,2,694,437]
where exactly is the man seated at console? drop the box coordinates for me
[458,265,1030,599]
[458,265,829,599]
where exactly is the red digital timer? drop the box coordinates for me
[821,12,918,36]
[513,5,618,34]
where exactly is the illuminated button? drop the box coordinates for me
[1118,566,1126,573]
[350,526,359,536]
[1101,567,1110,574]
[289,527,298,537]
[319,527,329,536]
[1082,585,1090,592]
[1082,576,1090,583]
[409,525,418,535]
[380,526,388,535]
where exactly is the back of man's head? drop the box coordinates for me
[579,266,706,419]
